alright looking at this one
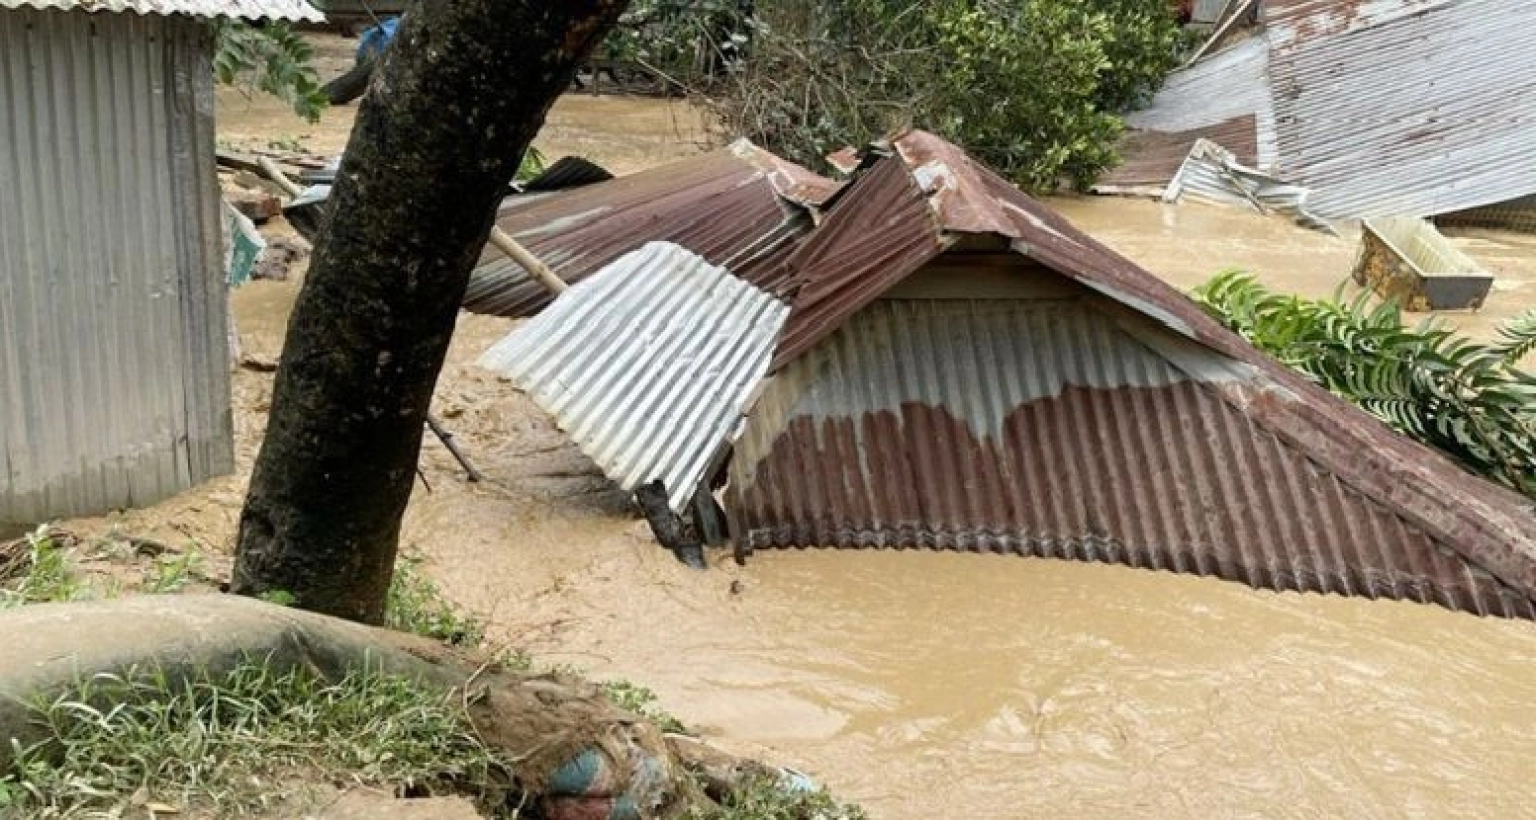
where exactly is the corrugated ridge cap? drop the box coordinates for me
[1,0,324,22]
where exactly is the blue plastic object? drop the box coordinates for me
[356,17,399,63]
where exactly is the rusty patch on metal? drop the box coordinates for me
[731,298,1536,619]
[1097,115,1260,190]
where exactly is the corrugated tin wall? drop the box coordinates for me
[1124,36,1278,170]
[0,8,233,531]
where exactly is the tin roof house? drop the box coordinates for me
[0,0,321,533]
[1098,0,1536,225]
[480,130,1536,620]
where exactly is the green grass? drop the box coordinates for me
[685,776,870,820]
[0,526,82,608]
[0,660,509,818]
[385,554,485,647]
[599,679,688,735]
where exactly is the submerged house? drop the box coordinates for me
[1098,0,1536,224]
[0,0,322,532]
[478,131,1536,620]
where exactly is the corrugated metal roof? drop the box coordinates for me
[1265,0,1536,219]
[1123,35,1276,169]
[0,0,322,21]
[478,242,789,514]
[463,141,838,318]
[730,128,1536,617]
[1120,0,1536,219]
[2,9,233,529]
[1095,115,1258,192]
[1162,138,1333,231]
[729,297,1536,619]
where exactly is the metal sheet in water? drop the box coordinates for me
[464,141,838,319]
[730,299,1536,619]
[479,242,789,513]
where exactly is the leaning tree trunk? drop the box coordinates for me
[232,0,629,623]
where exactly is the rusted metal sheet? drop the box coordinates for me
[730,298,1536,619]
[463,141,838,318]
[478,242,789,514]
[1,8,233,530]
[730,128,1536,617]
[1266,0,1536,219]
[1095,115,1258,192]
[0,0,321,20]
[1123,35,1276,170]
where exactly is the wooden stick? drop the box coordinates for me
[425,415,486,483]
[257,156,304,198]
[488,226,568,294]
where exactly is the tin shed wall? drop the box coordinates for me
[0,8,234,530]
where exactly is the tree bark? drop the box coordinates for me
[232,0,629,623]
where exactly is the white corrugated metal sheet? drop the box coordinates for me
[1,8,234,531]
[0,0,322,21]
[1125,35,1278,170]
[1164,139,1333,232]
[478,242,790,513]
[1266,0,1536,219]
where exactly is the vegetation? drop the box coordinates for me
[212,20,328,122]
[0,661,508,818]
[694,0,1183,190]
[386,553,487,647]
[0,527,82,608]
[1195,271,1536,500]
[685,777,869,820]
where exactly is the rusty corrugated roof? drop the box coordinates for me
[462,140,839,318]
[735,128,1536,618]
[1095,115,1259,192]
[1117,0,1536,219]
[729,298,1536,619]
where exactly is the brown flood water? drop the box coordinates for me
[90,89,1536,818]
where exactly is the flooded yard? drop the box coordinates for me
[87,71,1536,818]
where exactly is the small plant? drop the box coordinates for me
[258,589,299,606]
[142,549,204,594]
[686,776,869,820]
[0,525,82,608]
[386,554,486,647]
[1,659,510,818]
[600,679,688,734]
[1194,271,1536,500]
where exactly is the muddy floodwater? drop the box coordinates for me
[94,86,1536,817]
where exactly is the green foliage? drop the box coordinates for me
[386,554,486,647]
[2,661,508,818]
[1194,271,1536,500]
[685,776,869,820]
[0,525,82,608]
[212,20,327,123]
[599,679,688,734]
[704,0,1182,191]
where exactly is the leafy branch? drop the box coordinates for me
[1194,271,1536,500]
[211,19,327,123]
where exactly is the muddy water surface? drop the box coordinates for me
[92,91,1536,819]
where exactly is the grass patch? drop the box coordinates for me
[0,526,82,608]
[0,660,509,818]
[386,554,485,647]
[599,679,688,735]
[686,776,869,820]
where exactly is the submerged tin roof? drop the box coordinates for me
[478,242,789,514]
[730,298,1536,619]
[477,128,1536,616]
[0,0,322,21]
[1114,0,1536,219]
[739,128,1536,618]
[463,140,838,318]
